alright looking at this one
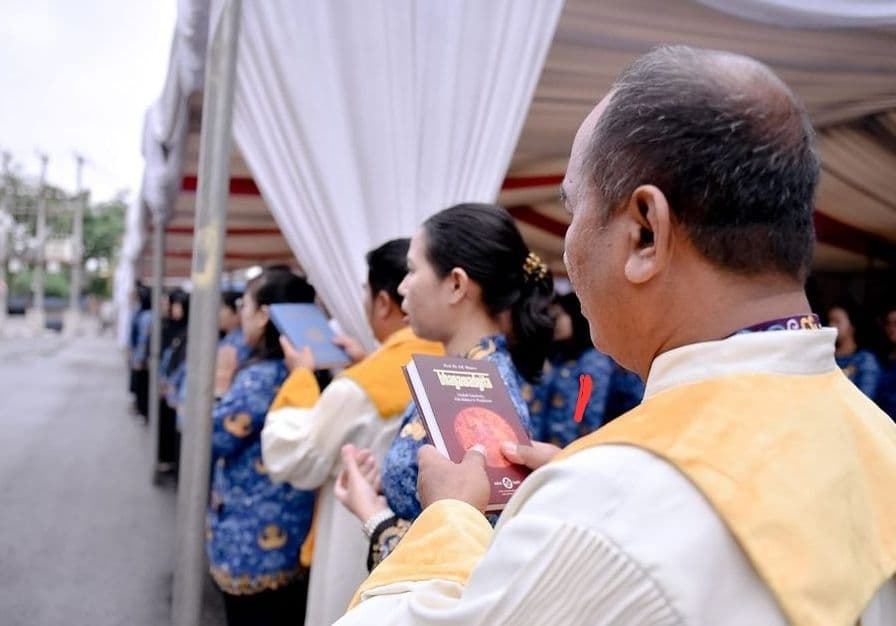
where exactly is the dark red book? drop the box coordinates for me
[403,354,532,512]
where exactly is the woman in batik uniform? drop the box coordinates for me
[206,267,316,626]
[335,203,554,570]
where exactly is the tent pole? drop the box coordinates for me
[148,207,166,479]
[172,1,242,625]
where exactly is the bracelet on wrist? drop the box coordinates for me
[362,508,395,539]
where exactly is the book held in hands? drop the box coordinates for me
[268,303,351,370]
[403,354,532,512]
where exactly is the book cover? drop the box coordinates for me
[268,303,351,370]
[403,354,532,512]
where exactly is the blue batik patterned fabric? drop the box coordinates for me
[877,356,896,421]
[159,340,186,408]
[175,329,252,431]
[165,360,186,409]
[523,350,645,448]
[522,348,618,448]
[836,349,882,399]
[605,363,645,420]
[221,327,253,367]
[129,309,152,369]
[206,359,315,595]
[381,335,531,522]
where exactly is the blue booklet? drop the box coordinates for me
[268,303,351,369]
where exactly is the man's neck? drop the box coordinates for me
[649,281,811,374]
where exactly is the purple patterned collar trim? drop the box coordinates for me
[735,314,822,335]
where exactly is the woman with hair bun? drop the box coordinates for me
[335,203,554,570]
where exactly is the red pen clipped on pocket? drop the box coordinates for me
[573,374,593,423]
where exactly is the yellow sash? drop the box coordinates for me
[340,326,443,418]
[556,370,896,626]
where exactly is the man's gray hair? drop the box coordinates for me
[590,45,819,279]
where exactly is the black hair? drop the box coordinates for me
[137,284,152,311]
[220,290,242,314]
[168,288,190,323]
[551,292,593,362]
[164,288,192,378]
[246,266,316,362]
[160,288,190,351]
[422,203,553,381]
[589,45,819,280]
[366,238,410,306]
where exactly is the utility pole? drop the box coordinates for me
[0,151,11,334]
[32,153,48,335]
[68,153,86,335]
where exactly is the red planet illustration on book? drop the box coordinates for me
[453,406,519,468]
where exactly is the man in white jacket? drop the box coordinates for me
[261,238,442,626]
[333,46,896,626]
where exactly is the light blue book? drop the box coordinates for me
[268,303,351,369]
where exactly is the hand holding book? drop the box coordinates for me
[268,303,351,370]
[417,440,560,511]
[418,444,492,512]
[404,354,534,511]
[499,440,561,471]
[279,335,316,372]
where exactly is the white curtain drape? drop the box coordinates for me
[230,0,564,346]
[114,191,147,347]
[113,1,213,341]
[697,0,896,27]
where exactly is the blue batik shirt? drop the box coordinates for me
[381,335,531,522]
[159,339,187,408]
[876,355,896,421]
[523,348,619,448]
[165,361,187,409]
[176,329,252,430]
[605,363,645,420]
[130,309,152,370]
[206,358,315,595]
[221,327,253,366]
[836,349,882,399]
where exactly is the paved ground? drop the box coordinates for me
[0,326,225,625]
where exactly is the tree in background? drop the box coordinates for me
[0,166,126,302]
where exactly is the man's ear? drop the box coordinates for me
[372,289,392,319]
[622,185,672,285]
[446,267,471,305]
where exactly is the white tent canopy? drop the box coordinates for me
[120,0,896,339]
[697,0,896,28]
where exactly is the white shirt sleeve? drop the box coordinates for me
[338,520,681,625]
[336,450,684,626]
[261,377,378,489]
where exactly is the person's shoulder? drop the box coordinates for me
[523,445,682,516]
[240,359,286,383]
[519,444,735,554]
[515,445,784,624]
[322,374,370,401]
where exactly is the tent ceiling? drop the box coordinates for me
[139,0,896,279]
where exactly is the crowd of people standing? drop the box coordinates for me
[121,45,896,626]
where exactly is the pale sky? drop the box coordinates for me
[0,0,177,202]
